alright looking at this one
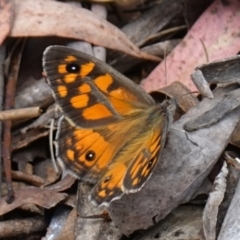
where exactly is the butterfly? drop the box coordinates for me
[42,45,175,208]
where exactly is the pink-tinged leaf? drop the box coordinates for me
[10,0,160,61]
[0,0,14,45]
[141,0,240,92]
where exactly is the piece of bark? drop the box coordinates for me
[191,69,214,98]
[75,182,122,240]
[230,120,240,148]
[44,206,76,240]
[133,205,205,240]
[218,172,240,239]
[216,154,240,236]
[121,0,184,47]
[203,162,228,240]
[194,55,240,86]
[14,78,53,109]
[0,216,45,238]
[107,87,240,235]
[184,88,240,131]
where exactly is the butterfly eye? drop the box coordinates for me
[85,150,96,161]
[66,63,80,73]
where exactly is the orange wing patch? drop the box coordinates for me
[78,83,91,94]
[58,64,68,74]
[66,149,75,161]
[90,161,127,205]
[110,87,139,102]
[57,85,68,97]
[70,94,89,108]
[64,73,78,83]
[80,62,95,77]
[82,103,113,120]
[122,127,162,192]
[94,74,113,92]
[65,55,77,62]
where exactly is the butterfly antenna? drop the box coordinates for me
[49,118,60,173]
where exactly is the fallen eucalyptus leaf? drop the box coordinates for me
[10,0,160,61]
[141,0,240,92]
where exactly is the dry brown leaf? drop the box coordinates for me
[12,128,49,151]
[0,0,14,45]
[46,174,76,192]
[0,187,67,215]
[10,0,160,61]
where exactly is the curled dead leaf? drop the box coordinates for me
[10,0,160,61]
[0,187,67,216]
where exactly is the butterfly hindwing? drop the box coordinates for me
[89,106,169,206]
[122,121,167,192]
[56,116,131,183]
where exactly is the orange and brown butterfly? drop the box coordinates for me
[42,45,175,207]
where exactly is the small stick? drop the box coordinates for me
[191,69,214,99]
[11,170,45,187]
[0,45,6,199]
[0,107,41,121]
[3,40,25,203]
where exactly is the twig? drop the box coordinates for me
[0,45,6,199]
[11,170,45,187]
[137,25,187,47]
[0,107,41,121]
[2,40,25,203]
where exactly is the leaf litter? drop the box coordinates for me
[0,0,240,239]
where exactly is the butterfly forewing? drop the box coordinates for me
[43,46,155,129]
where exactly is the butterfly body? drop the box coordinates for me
[43,46,174,207]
